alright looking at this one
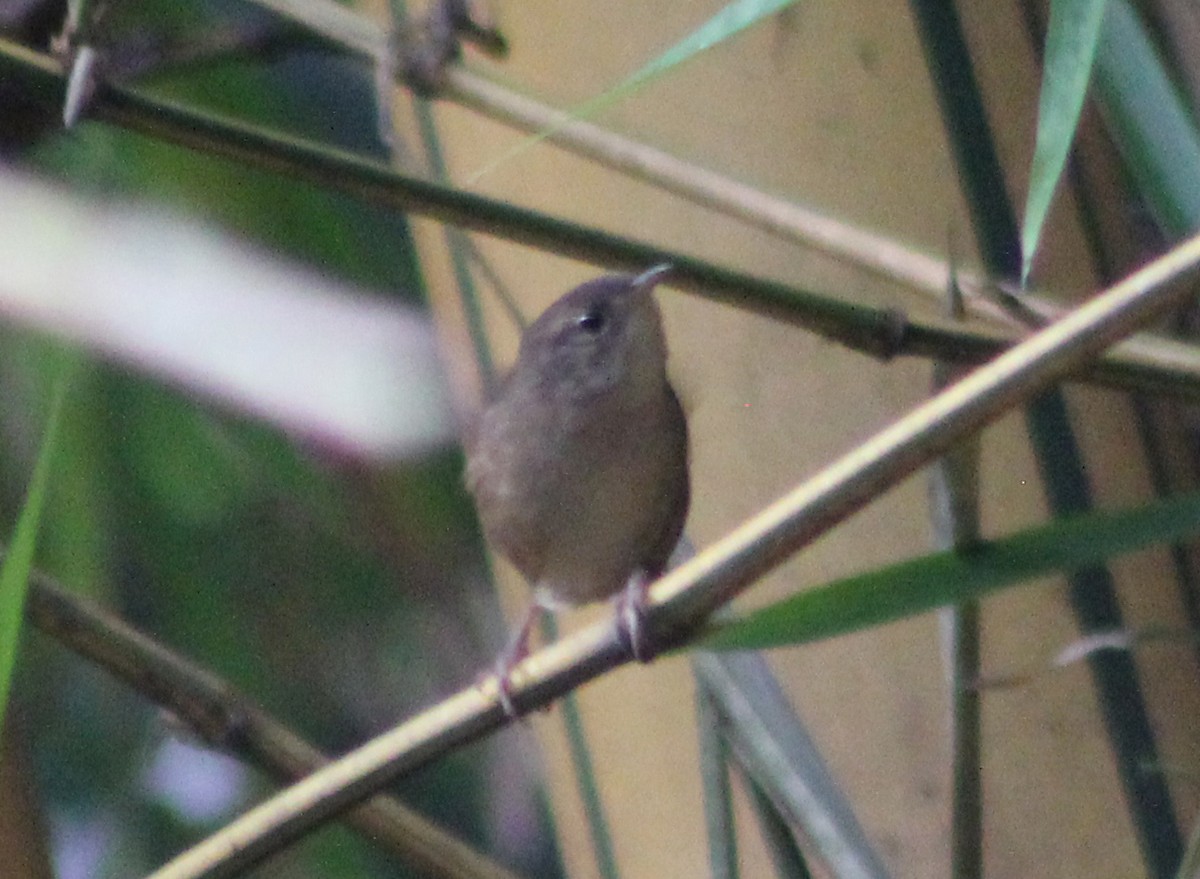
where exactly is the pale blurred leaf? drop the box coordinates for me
[1020,0,1108,284]
[0,171,453,459]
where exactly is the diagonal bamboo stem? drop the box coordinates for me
[3,37,1200,401]
[241,0,1200,381]
[143,232,1200,879]
[24,570,522,879]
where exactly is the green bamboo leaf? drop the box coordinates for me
[599,0,800,101]
[703,489,1200,650]
[467,0,800,183]
[1094,0,1200,237]
[0,365,72,733]
[1020,0,1109,285]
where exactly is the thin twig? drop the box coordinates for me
[929,273,983,879]
[975,625,1200,690]
[0,36,958,362]
[442,63,970,301]
[23,570,523,879]
[144,230,1200,879]
[241,0,1200,387]
[245,0,384,60]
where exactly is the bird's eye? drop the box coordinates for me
[577,308,606,333]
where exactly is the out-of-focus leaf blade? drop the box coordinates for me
[703,490,1200,650]
[1094,0,1200,237]
[693,653,888,879]
[696,683,738,879]
[0,367,70,733]
[605,0,800,100]
[0,171,452,459]
[1020,0,1109,285]
[468,0,800,182]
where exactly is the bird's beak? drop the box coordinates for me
[631,263,673,290]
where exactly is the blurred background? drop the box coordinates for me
[1,1,1200,878]
[0,1,559,877]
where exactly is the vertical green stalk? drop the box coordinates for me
[411,102,498,391]
[0,364,71,733]
[941,601,981,879]
[545,617,622,879]
[697,681,738,879]
[909,1,1182,875]
[389,2,618,872]
[930,279,983,879]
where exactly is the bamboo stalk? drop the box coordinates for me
[3,37,1200,401]
[929,281,982,879]
[24,571,522,879]
[243,0,1200,382]
[144,230,1200,879]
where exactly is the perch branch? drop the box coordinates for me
[23,571,523,879]
[145,231,1200,879]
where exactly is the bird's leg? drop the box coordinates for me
[492,601,544,718]
[616,570,657,662]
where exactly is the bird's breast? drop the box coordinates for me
[467,386,684,606]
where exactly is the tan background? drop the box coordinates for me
[391,1,1200,876]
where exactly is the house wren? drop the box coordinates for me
[465,265,690,708]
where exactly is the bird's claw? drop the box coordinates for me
[486,601,544,719]
[495,667,519,719]
[616,572,658,662]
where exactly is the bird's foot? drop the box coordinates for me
[616,572,659,663]
[486,602,543,719]
[491,658,520,720]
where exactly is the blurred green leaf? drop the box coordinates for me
[1020,0,1108,285]
[468,0,800,182]
[4,9,534,876]
[605,0,801,98]
[1094,0,1200,237]
[703,490,1200,650]
[0,361,71,733]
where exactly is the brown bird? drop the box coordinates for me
[465,265,690,711]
